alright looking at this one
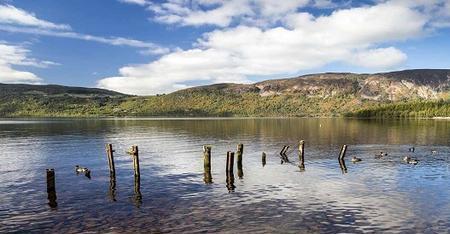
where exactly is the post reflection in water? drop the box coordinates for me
[109,174,117,202]
[46,169,57,209]
[47,188,57,209]
[226,172,235,193]
[339,159,348,174]
[134,175,142,207]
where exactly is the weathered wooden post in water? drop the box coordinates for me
[203,146,212,184]
[262,152,267,167]
[236,144,244,179]
[338,145,348,173]
[226,151,236,192]
[128,145,140,177]
[46,169,57,208]
[339,145,347,161]
[280,145,290,163]
[106,144,116,175]
[298,140,305,170]
[127,145,142,206]
[226,151,234,173]
[280,145,290,156]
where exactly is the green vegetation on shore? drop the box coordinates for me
[0,89,372,117]
[2,88,449,118]
[346,100,450,118]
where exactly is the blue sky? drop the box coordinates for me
[0,0,449,95]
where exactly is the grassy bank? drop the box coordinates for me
[346,100,450,118]
[1,90,374,117]
[2,88,449,118]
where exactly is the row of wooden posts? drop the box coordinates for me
[203,141,347,175]
[46,141,349,206]
[46,144,143,208]
[203,141,348,192]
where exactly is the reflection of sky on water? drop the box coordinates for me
[0,118,449,232]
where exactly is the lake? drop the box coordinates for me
[0,118,450,233]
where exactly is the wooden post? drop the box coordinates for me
[46,169,57,208]
[236,144,244,179]
[129,145,140,177]
[203,146,212,184]
[226,151,235,192]
[204,169,213,184]
[203,146,211,169]
[226,151,234,173]
[236,144,244,165]
[106,144,116,175]
[338,145,348,173]
[262,152,266,167]
[339,145,347,160]
[280,145,289,155]
[298,140,305,170]
[279,145,290,163]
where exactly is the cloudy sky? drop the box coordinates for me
[0,0,449,95]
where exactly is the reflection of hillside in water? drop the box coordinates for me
[1,118,449,145]
[110,118,450,146]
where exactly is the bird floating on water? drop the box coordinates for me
[351,156,362,163]
[403,156,419,165]
[75,165,89,173]
[75,165,91,179]
[408,147,415,152]
[431,150,438,154]
[375,151,388,158]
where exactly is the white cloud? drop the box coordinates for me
[0,4,168,53]
[378,0,450,28]
[349,47,407,69]
[146,0,311,27]
[0,42,55,83]
[0,3,169,83]
[0,4,70,30]
[98,1,428,95]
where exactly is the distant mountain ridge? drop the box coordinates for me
[178,69,450,101]
[1,69,449,117]
[0,83,126,97]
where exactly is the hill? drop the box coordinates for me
[1,69,449,117]
[0,83,125,97]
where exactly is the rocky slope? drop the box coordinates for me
[180,69,450,101]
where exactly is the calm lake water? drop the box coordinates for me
[0,118,450,233]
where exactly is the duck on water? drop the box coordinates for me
[403,156,419,165]
[75,165,91,179]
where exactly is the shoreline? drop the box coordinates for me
[1,116,449,121]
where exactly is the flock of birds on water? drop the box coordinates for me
[350,146,438,165]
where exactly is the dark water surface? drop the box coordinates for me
[0,118,450,233]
